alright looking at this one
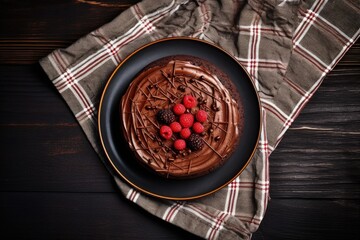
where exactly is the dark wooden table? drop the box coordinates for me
[1,1,359,239]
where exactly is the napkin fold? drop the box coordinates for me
[40,0,360,239]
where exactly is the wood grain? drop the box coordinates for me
[0,192,203,240]
[0,1,359,239]
[2,193,358,240]
[254,199,360,240]
[0,0,138,64]
[269,63,360,199]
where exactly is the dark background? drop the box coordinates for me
[0,1,359,239]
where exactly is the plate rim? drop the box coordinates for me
[98,36,262,200]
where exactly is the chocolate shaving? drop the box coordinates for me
[203,139,225,159]
[160,69,176,88]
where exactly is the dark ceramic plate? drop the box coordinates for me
[98,37,261,200]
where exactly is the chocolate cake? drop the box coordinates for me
[121,55,243,178]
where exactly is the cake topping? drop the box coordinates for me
[192,122,204,134]
[180,128,191,139]
[121,56,243,178]
[183,95,197,109]
[156,109,175,125]
[173,103,186,115]
[179,113,194,128]
[173,139,186,151]
[187,134,204,151]
[195,110,207,123]
[155,94,206,153]
[169,122,182,133]
[159,125,173,140]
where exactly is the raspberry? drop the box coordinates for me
[180,128,191,139]
[156,109,175,125]
[179,113,194,128]
[187,134,204,151]
[173,103,186,115]
[159,125,172,140]
[173,139,186,151]
[183,95,197,109]
[196,110,207,123]
[192,122,204,134]
[169,122,182,133]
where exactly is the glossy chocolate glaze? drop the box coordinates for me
[121,57,243,178]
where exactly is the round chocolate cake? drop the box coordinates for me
[121,55,243,178]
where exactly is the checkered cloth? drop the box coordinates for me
[40,0,360,239]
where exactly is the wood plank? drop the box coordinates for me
[0,192,202,240]
[0,64,115,192]
[0,124,115,192]
[1,192,358,240]
[0,1,358,65]
[269,59,360,199]
[253,199,360,240]
[0,0,140,64]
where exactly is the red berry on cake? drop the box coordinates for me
[159,125,173,140]
[183,95,197,109]
[173,103,186,115]
[179,113,194,128]
[173,139,186,151]
[196,110,207,123]
[192,122,204,134]
[180,128,191,139]
[169,122,182,133]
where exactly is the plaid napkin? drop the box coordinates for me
[40,0,360,239]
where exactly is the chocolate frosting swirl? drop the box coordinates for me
[121,57,243,178]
